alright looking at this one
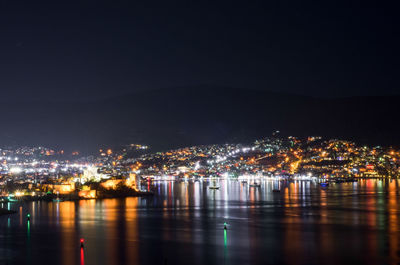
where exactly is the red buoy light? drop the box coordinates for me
[80,238,85,248]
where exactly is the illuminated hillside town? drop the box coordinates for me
[0,134,399,201]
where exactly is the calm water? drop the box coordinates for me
[1,179,400,265]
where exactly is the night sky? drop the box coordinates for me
[0,0,399,101]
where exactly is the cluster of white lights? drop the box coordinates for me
[9,167,23,174]
[0,156,19,161]
[207,146,256,165]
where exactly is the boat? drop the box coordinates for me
[250,183,261,188]
[320,182,329,187]
[209,178,220,190]
[53,191,63,202]
[273,180,281,192]
[5,197,18,202]
[2,195,19,202]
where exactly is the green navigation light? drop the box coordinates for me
[224,229,227,247]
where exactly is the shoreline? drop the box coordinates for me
[0,190,154,203]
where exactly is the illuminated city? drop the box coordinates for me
[1,135,399,202]
[1,0,400,264]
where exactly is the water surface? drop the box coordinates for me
[1,179,399,265]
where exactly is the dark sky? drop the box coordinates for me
[0,0,399,101]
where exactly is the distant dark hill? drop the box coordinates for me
[0,87,399,153]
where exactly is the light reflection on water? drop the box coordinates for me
[0,179,399,265]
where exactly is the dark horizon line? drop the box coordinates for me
[1,85,400,103]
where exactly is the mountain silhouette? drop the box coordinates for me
[0,86,398,153]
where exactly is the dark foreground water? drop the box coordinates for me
[1,179,400,265]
